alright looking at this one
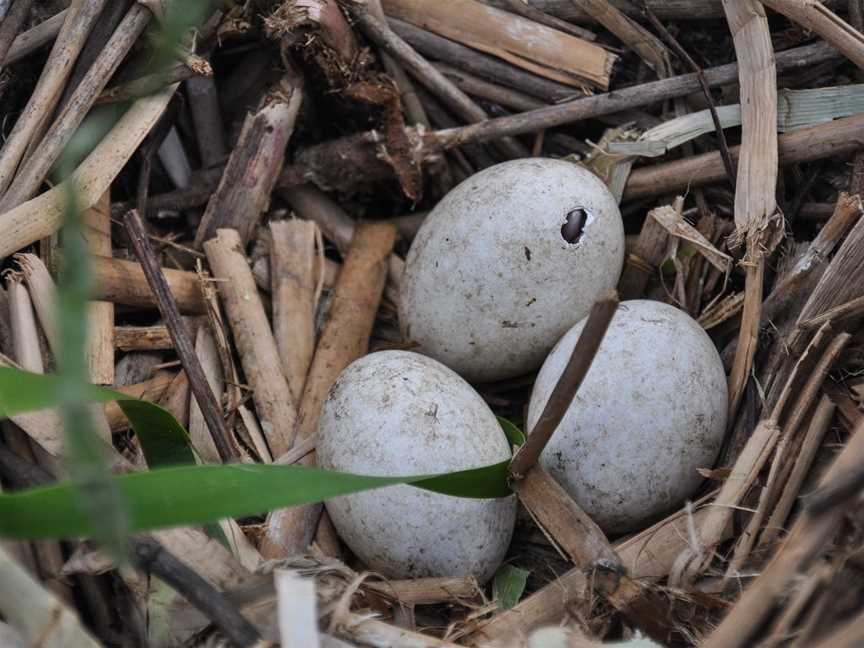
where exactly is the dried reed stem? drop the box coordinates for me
[194,79,303,247]
[722,0,779,422]
[0,84,177,259]
[761,0,864,69]
[270,220,320,403]
[91,256,205,314]
[0,0,107,197]
[124,210,238,464]
[703,415,864,648]
[259,223,396,559]
[509,290,618,478]
[204,228,298,458]
[188,326,225,464]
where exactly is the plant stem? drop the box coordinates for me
[508,290,618,479]
[123,210,238,463]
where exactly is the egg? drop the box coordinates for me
[400,158,625,383]
[527,300,727,534]
[317,350,517,582]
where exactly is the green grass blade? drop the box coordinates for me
[0,367,194,467]
[0,365,513,541]
[116,400,195,467]
[0,461,511,540]
[57,181,129,562]
[497,416,526,447]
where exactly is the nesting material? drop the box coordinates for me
[527,300,727,534]
[400,158,625,382]
[317,350,516,581]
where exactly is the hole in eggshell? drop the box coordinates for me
[561,207,590,245]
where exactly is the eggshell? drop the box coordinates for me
[527,300,727,534]
[317,350,517,582]
[400,158,625,383]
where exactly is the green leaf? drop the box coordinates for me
[493,565,530,610]
[0,366,513,542]
[116,400,195,468]
[58,180,129,563]
[0,461,512,540]
[0,367,194,468]
[497,416,526,447]
[0,367,124,416]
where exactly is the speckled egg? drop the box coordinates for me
[400,158,625,383]
[317,350,517,582]
[527,300,727,534]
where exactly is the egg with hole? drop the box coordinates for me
[400,158,625,383]
[317,350,517,581]
[527,300,728,534]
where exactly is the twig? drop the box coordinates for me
[435,63,545,112]
[136,105,176,216]
[194,78,304,247]
[363,576,480,605]
[104,372,176,432]
[721,192,861,371]
[350,5,529,160]
[382,0,615,88]
[572,0,671,75]
[280,185,402,303]
[0,0,36,69]
[0,0,108,197]
[761,395,835,544]
[96,58,210,105]
[390,17,578,103]
[761,0,864,69]
[204,229,298,458]
[336,612,463,648]
[508,290,619,479]
[432,41,835,149]
[55,0,130,114]
[724,330,850,579]
[617,207,670,299]
[498,0,596,39]
[624,113,864,201]
[799,292,864,329]
[642,6,736,189]
[0,545,100,648]
[91,256,206,314]
[124,210,238,464]
[130,537,261,648]
[702,415,864,648]
[0,83,178,260]
[467,493,721,644]
[806,454,864,515]
[112,326,172,351]
[2,9,67,67]
[721,0,780,424]
[5,274,45,373]
[512,466,618,568]
[0,3,153,211]
[119,42,838,204]
[366,0,430,126]
[678,324,837,585]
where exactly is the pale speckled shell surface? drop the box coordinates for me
[399,158,625,383]
[527,300,728,534]
[317,351,517,582]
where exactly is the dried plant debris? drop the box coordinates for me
[1,0,864,646]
